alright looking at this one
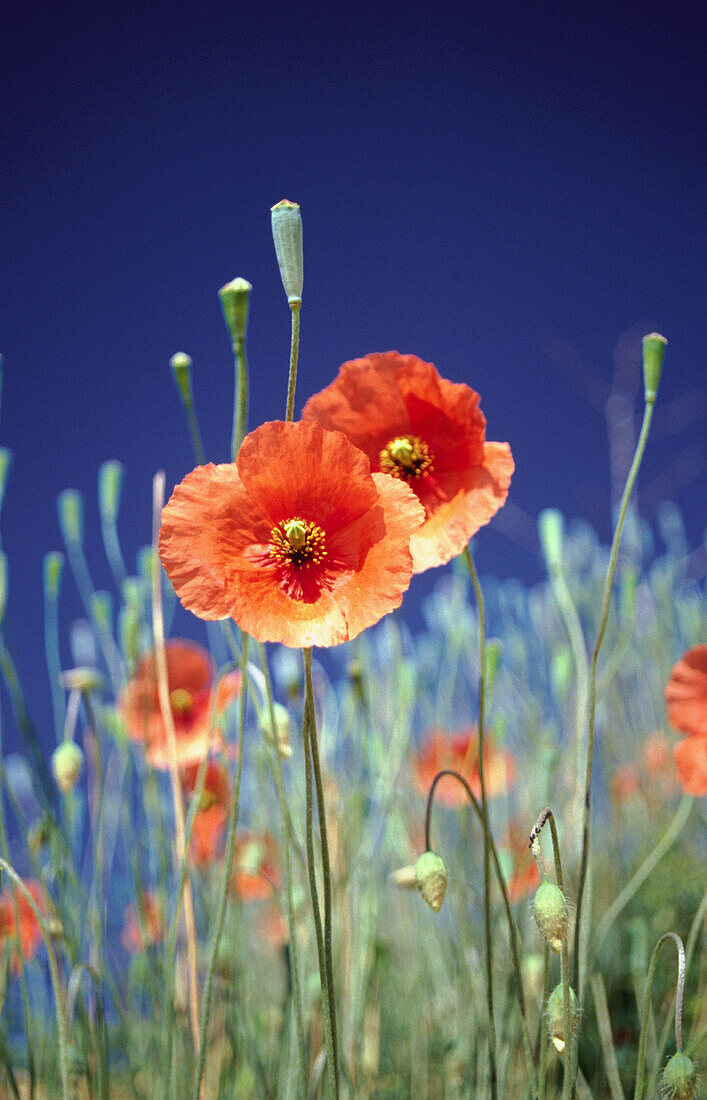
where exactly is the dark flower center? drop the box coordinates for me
[379,434,434,480]
[269,517,327,567]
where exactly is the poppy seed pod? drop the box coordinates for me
[533,879,569,953]
[219,278,252,347]
[270,200,303,304]
[52,741,84,793]
[642,332,667,405]
[414,850,447,913]
[546,981,578,1052]
[660,1052,700,1099]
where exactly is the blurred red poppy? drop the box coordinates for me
[412,728,515,807]
[665,644,707,797]
[303,352,513,572]
[118,640,241,769]
[0,880,45,971]
[232,832,280,901]
[120,893,166,953]
[182,758,230,866]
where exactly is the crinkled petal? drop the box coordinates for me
[673,735,707,797]
[665,644,707,738]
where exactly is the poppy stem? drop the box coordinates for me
[462,547,498,1100]
[302,646,339,1097]
[231,336,249,461]
[633,933,685,1100]
[571,396,656,1091]
[424,768,537,1099]
[150,472,201,1071]
[285,302,301,422]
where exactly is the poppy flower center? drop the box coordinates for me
[170,688,193,714]
[380,435,434,480]
[269,517,327,567]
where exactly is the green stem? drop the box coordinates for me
[424,769,537,1098]
[571,399,656,1077]
[538,944,550,1100]
[191,636,249,1100]
[231,337,249,460]
[633,932,685,1100]
[590,972,626,1100]
[257,642,308,1096]
[463,548,497,1099]
[285,303,301,423]
[0,858,71,1100]
[302,648,338,1098]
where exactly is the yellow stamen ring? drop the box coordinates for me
[379,435,434,480]
[269,517,327,567]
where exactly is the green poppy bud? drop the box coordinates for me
[642,332,667,405]
[415,850,447,913]
[546,981,578,1053]
[52,741,84,793]
[271,200,303,304]
[533,879,569,953]
[660,1052,700,1099]
[219,278,252,347]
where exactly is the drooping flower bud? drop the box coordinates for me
[546,981,578,1052]
[660,1052,700,1099]
[642,332,667,406]
[52,741,84,793]
[415,850,447,913]
[219,278,252,347]
[270,200,303,304]
[533,879,569,953]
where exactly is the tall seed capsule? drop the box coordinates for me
[642,332,667,405]
[271,200,303,304]
[415,850,447,913]
[533,878,569,953]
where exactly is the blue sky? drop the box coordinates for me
[1,0,704,756]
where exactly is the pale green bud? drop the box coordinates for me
[0,447,12,514]
[0,552,7,624]
[98,461,124,524]
[538,509,564,573]
[60,667,105,694]
[52,741,84,792]
[259,702,293,758]
[43,552,65,600]
[415,850,447,913]
[58,489,83,548]
[660,1052,700,1099]
[546,982,578,1052]
[219,278,252,347]
[533,879,569,953]
[271,200,303,304]
[642,332,667,405]
[170,352,193,406]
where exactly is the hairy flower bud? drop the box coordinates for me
[533,879,569,953]
[660,1052,700,1099]
[415,850,447,913]
[546,982,578,1052]
[52,741,84,793]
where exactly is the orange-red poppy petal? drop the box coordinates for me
[672,735,707,797]
[665,644,707,738]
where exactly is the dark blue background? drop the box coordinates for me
[1,0,704,756]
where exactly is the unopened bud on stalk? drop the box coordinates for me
[52,741,84,792]
[219,278,252,347]
[546,981,578,1052]
[43,552,65,600]
[660,1052,700,1099]
[415,850,447,913]
[0,553,6,625]
[271,200,303,304]
[98,461,124,524]
[170,352,193,406]
[0,448,11,512]
[60,667,105,694]
[538,509,564,573]
[58,489,84,548]
[642,332,667,405]
[533,879,569,953]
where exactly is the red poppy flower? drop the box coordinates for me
[118,640,241,769]
[665,645,707,738]
[120,893,166,954]
[644,731,673,782]
[412,728,515,807]
[0,881,45,971]
[182,759,230,866]
[611,764,641,805]
[232,832,280,902]
[158,420,425,648]
[302,352,514,572]
[665,645,707,798]
[257,904,289,948]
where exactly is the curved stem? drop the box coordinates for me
[424,769,537,1097]
[462,547,497,1099]
[633,932,685,1100]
